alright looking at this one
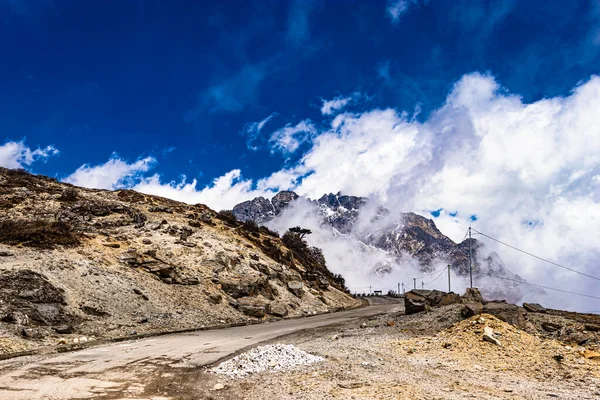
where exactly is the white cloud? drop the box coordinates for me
[321,92,364,115]
[266,72,600,311]
[269,119,317,154]
[321,96,351,115]
[0,140,58,169]
[134,169,273,210]
[63,155,155,190]
[241,113,277,150]
[386,0,409,23]
[55,71,600,311]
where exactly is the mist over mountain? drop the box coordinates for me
[233,191,527,303]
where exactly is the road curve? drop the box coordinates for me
[0,302,402,399]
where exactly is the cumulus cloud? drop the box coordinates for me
[0,140,58,169]
[134,169,273,210]
[320,92,363,115]
[56,71,600,310]
[63,154,155,190]
[321,96,351,115]
[259,72,599,311]
[269,119,317,154]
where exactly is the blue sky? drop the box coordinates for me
[2,0,599,187]
[2,0,600,309]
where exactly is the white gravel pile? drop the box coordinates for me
[211,343,324,377]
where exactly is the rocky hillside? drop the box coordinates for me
[233,191,524,301]
[0,168,359,354]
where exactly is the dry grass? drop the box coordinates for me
[0,219,80,249]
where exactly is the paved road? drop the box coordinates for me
[0,302,402,399]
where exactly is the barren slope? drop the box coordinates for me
[0,168,359,354]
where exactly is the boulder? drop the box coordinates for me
[404,290,462,315]
[523,303,547,313]
[404,291,426,315]
[318,277,330,290]
[54,325,75,334]
[461,302,483,318]
[483,326,501,346]
[270,303,289,318]
[251,262,270,276]
[21,327,44,339]
[462,288,484,303]
[236,297,269,318]
[220,275,275,299]
[287,281,304,297]
[185,277,200,285]
[541,322,562,332]
[438,292,463,306]
[1,310,30,326]
[119,249,140,265]
[207,293,223,305]
[482,301,526,328]
[584,324,600,332]
[0,269,71,326]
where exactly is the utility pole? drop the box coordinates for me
[468,226,473,288]
[447,264,451,293]
[397,282,400,296]
[421,281,424,290]
[413,278,416,290]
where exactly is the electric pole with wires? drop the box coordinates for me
[468,226,473,288]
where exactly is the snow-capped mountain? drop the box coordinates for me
[232,191,525,301]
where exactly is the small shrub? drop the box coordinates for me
[58,188,78,202]
[216,210,238,225]
[242,219,260,233]
[0,219,79,249]
[259,225,280,238]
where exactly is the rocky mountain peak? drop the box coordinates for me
[232,190,524,302]
[271,191,299,214]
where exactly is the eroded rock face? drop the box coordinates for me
[0,167,359,351]
[220,275,277,299]
[232,197,275,224]
[236,297,270,318]
[0,269,72,326]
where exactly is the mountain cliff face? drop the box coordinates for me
[0,168,358,354]
[232,191,523,300]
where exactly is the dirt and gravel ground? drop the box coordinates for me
[192,304,600,400]
[2,298,600,399]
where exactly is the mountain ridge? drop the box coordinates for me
[232,190,525,301]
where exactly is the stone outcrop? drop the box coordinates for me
[236,297,270,318]
[404,289,463,315]
[523,303,547,313]
[0,269,73,326]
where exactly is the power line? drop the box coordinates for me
[472,228,600,282]
[415,265,447,280]
[461,227,470,243]
[488,274,600,301]
[423,268,446,285]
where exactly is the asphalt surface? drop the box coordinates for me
[0,300,402,399]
